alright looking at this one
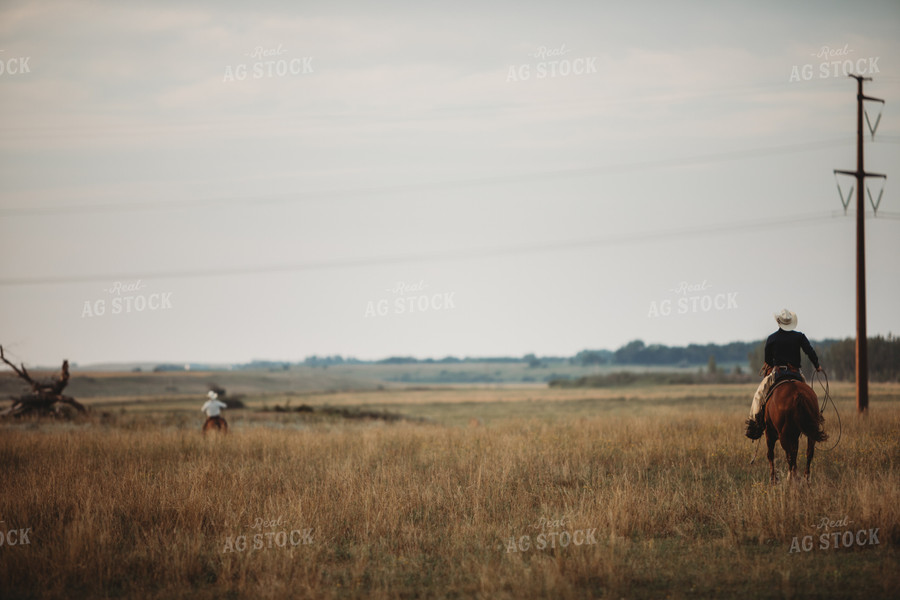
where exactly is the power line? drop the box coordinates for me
[0,137,852,217]
[0,210,853,286]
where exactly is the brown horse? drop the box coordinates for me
[764,379,827,483]
[202,415,228,435]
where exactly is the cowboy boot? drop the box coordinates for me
[744,412,764,440]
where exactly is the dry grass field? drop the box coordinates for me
[0,380,898,599]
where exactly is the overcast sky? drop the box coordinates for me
[1,0,898,366]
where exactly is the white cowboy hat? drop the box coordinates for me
[774,308,798,331]
[207,390,218,400]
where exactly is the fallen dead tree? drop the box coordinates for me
[0,345,86,418]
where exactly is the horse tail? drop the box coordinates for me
[796,384,828,443]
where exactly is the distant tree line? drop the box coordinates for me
[591,340,760,367]
[294,335,899,382]
[302,355,524,367]
[302,355,365,367]
[821,335,899,382]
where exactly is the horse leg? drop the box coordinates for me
[766,428,777,484]
[805,436,815,481]
[781,435,799,482]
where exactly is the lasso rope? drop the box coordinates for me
[813,368,842,451]
[748,436,762,465]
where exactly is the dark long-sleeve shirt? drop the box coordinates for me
[765,329,820,370]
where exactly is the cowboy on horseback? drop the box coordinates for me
[201,390,228,434]
[745,309,823,440]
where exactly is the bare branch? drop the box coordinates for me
[0,345,35,385]
[56,395,86,413]
[50,360,70,395]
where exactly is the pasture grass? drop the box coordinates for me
[0,384,897,599]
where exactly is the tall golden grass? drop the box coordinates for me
[0,389,897,599]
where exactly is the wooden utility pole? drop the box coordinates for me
[834,75,886,414]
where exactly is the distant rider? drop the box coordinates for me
[745,309,823,439]
[201,390,228,433]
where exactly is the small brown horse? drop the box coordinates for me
[764,379,827,483]
[202,415,228,435]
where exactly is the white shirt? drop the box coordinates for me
[202,399,227,417]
